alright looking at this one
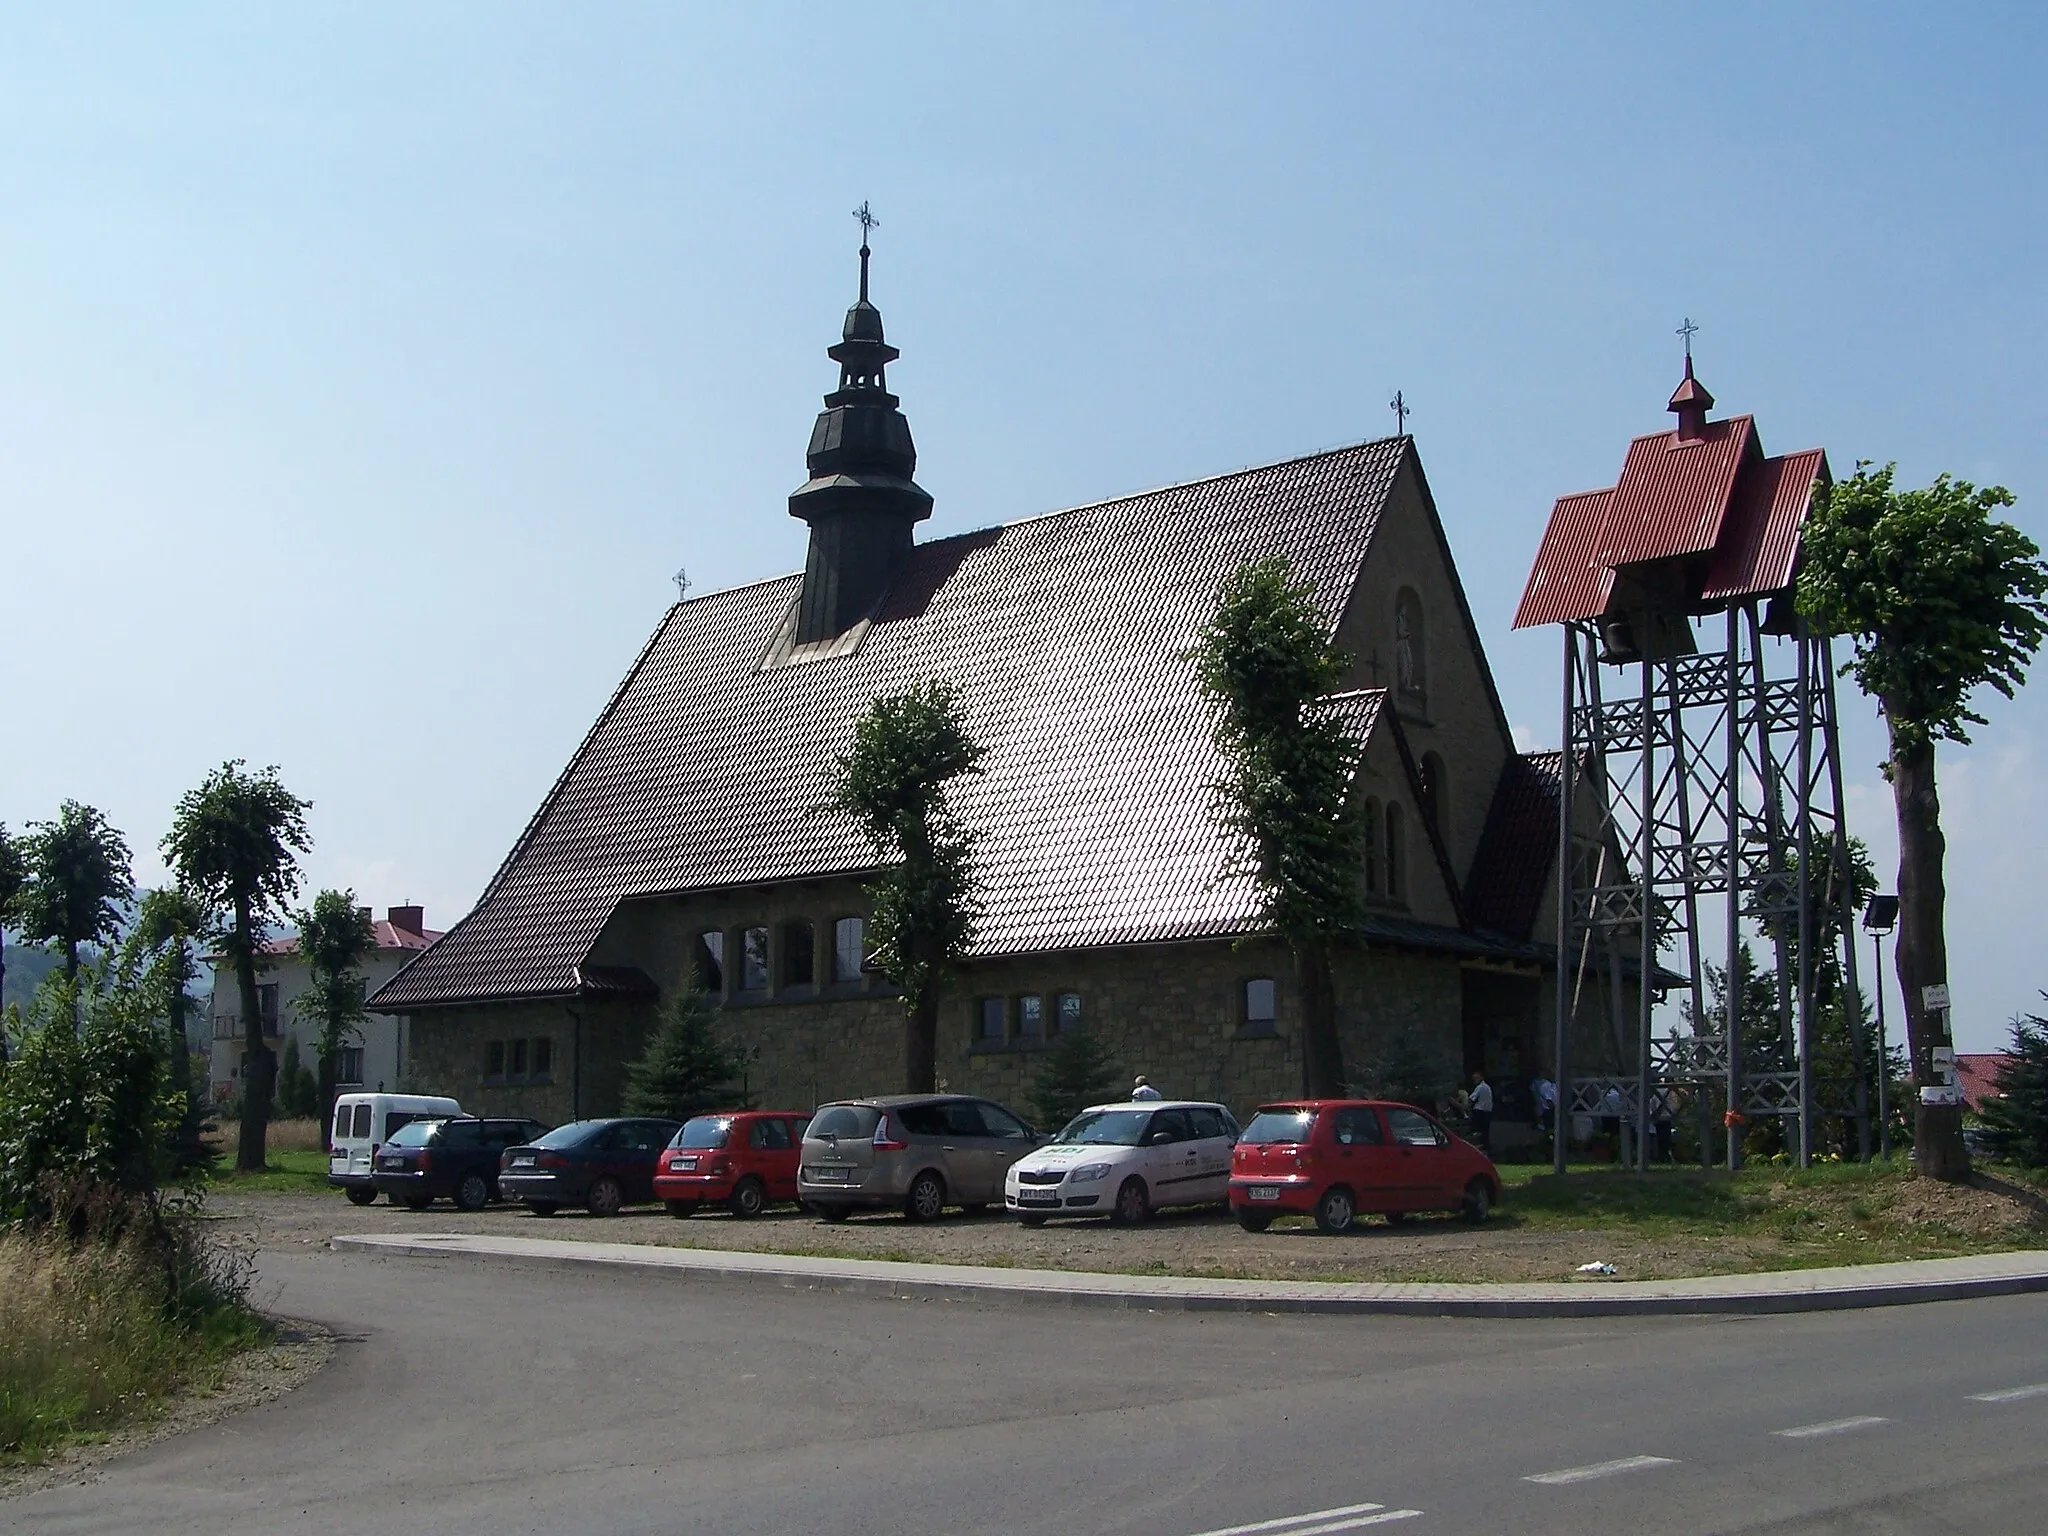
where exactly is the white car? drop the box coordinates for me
[1004,1099,1240,1226]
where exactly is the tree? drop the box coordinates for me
[830,681,986,1093]
[621,987,744,1120]
[16,801,132,987]
[1362,1023,1458,1113]
[128,886,219,1172]
[1194,557,1366,1097]
[1799,465,2048,1180]
[0,823,24,1065]
[293,890,377,1145]
[1979,1005,2048,1169]
[161,761,312,1174]
[1030,1023,1122,1132]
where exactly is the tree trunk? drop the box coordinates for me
[233,901,274,1174]
[905,986,937,1094]
[317,1051,338,1152]
[1888,720,1969,1181]
[1296,941,1345,1098]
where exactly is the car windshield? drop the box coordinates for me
[1054,1109,1152,1147]
[386,1121,443,1148]
[674,1117,732,1150]
[1240,1109,1318,1146]
[531,1122,603,1150]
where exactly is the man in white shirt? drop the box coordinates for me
[1467,1070,1494,1154]
[1130,1075,1162,1101]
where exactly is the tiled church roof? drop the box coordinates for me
[1465,751,1563,941]
[375,438,1413,1010]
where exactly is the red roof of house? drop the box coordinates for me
[1955,1053,2012,1111]
[255,918,444,959]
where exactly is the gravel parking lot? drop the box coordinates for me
[207,1177,2042,1284]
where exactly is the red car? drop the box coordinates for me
[1229,1099,1502,1234]
[652,1111,811,1219]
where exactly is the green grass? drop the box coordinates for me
[210,1148,334,1196]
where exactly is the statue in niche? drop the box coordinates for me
[1395,593,1424,695]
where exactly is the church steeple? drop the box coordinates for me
[1667,317,1714,444]
[789,205,933,645]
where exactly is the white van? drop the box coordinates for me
[328,1092,463,1205]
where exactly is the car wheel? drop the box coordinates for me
[344,1186,378,1207]
[1018,1213,1049,1228]
[526,1202,558,1217]
[1385,1210,1412,1226]
[1235,1209,1273,1234]
[665,1199,700,1220]
[1461,1178,1493,1224]
[1109,1177,1151,1226]
[1315,1186,1356,1235]
[586,1177,625,1217]
[817,1203,851,1223]
[453,1174,491,1212]
[728,1177,768,1219]
[903,1170,947,1223]
[403,1193,432,1211]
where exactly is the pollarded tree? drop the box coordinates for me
[17,800,133,987]
[1799,464,2048,1181]
[293,890,378,1146]
[1194,557,1366,1098]
[162,761,312,1174]
[128,885,219,1172]
[830,681,986,1094]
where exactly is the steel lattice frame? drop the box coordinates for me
[1549,603,1871,1173]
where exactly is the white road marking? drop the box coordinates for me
[1185,1503,1424,1536]
[1969,1382,2048,1403]
[1773,1415,1889,1439]
[1524,1454,1677,1485]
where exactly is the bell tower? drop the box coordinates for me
[788,205,933,644]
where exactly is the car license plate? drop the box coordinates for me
[380,1158,404,1170]
[1249,1186,1281,1201]
[511,1156,534,1167]
[678,1157,698,1170]
[1017,1189,1060,1205]
[809,1166,850,1183]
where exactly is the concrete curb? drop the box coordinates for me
[329,1233,2048,1318]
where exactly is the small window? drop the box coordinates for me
[695,930,725,992]
[335,1046,364,1085]
[1055,993,1082,1033]
[352,1103,372,1138]
[1363,798,1382,894]
[532,1037,553,1080]
[333,1104,351,1141]
[1420,751,1447,839]
[978,997,1007,1042]
[742,927,770,991]
[510,1038,529,1077]
[257,983,281,1035]
[1244,978,1278,1035]
[1386,804,1406,902]
[486,1040,506,1080]
[1017,995,1045,1040]
[782,922,815,987]
[832,917,866,982]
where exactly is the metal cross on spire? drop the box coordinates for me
[672,566,690,604]
[852,201,879,300]
[1677,316,1700,363]
[1389,389,1411,436]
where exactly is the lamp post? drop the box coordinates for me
[1864,894,1900,1159]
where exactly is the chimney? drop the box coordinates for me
[387,905,425,936]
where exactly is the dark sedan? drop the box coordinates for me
[497,1118,682,1216]
[371,1116,552,1211]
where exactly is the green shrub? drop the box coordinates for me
[1030,1024,1122,1131]
[1980,1006,2048,1167]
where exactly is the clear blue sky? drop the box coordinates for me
[3,4,2043,1050]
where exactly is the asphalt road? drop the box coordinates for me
[15,1243,2048,1535]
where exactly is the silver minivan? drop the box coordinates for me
[798,1094,1040,1222]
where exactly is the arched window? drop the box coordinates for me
[1419,752,1448,840]
[1394,588,1426,700]
[1385,803,1406,902]
[1363,796,1382,893]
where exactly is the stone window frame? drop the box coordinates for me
[483,1035,556,1086]
[693,930,725,994]
[1362,795,1383,895]
[970,991,1071,1053]
[1385,803,1407,905]
[740,926,771,993]
[830,916,867,986]
[1240,977,1280,1039]
[781,919,817,991]
[1054,992,1082,1035]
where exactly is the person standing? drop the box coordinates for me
[1467,1070,1494,1154]
[1531,1074,1557,1140]
[1130,1075,1162,1101]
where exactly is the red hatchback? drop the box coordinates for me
[652,1111,810,1219]
[1229,1099,1502,1234]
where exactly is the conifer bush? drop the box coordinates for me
[1979,1005,2048,1167]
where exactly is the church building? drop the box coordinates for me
[370,240,1569,1131]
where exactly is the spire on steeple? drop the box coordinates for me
[1667,318,1714,444]
[788,207,934,645]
